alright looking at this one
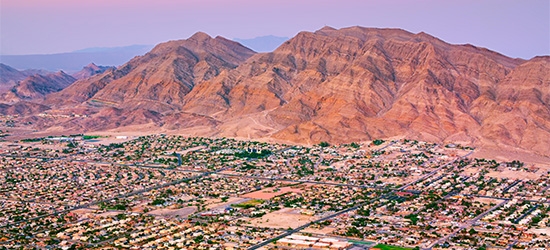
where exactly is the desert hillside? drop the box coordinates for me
[5,27,550,156]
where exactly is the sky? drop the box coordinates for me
[1,0,549,59]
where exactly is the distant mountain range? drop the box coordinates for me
[1,27,549,157]
[0,71,76,104]
[0,36,288,72]
[0,63,112,104]
[234,35,289,52]
[0,45,153,72]
[0,63,49,88]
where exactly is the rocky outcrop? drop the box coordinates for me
[72,63,115,80]
[1,71,75,103]
[13,27,550,156]
[46,32,256,112]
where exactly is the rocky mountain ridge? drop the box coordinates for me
[0,71,76,104]
[4,27,549,156]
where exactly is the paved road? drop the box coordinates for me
[249,141,456,250]
[0,154,68,172]
[0,148,376,229]
[247,198,383,250]
[426,198,509,249]
[0,154,67,162]
[0,165,229,228]
[506,239,518,250]
[475,195,509,201]
[218,172,379,189]
[313,155,324,173]
[399,150,473,191]
[3,140,476,249]
[502,180,522,193]
[513,204,539,224]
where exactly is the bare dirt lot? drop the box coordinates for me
[146,206,197,218]
[473,146,550,169]
[245,208,318,229]
[204,197,248,210]
[301,226,338,235]
[242,186,305,200]
[486,170,541,181]
[472,197,501,204]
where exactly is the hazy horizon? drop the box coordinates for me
[1,0,549,59]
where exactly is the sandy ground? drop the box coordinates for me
[97,211,123,217]
[242,186,305,200]
[473,146,550,168]
[528,227,550,236]
[70,208,95,213]
[0,141,67,149]
[70,208,97,215]
[130,201,154,213]
[81,137,134,145]
[204,197,248,210]
[180,145,206,154]
[246,208,318,229]
[461,166,481,176]
[301,226,338,235]
[473,197,501,204]
[0,127,39,140]
[380,176,419,185]
[486,170,541,181]
[146,206,197,218]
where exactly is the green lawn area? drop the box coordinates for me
[231,199,264,209]
[372,244,414,250]
[348,239,375,245]
[83,135,103,140]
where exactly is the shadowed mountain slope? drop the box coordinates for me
[13,27,550,156]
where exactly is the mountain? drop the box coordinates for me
[234,35,289,52]
[0,63,48,87]
[11,27,550,157]
[0,101,50,116]
[55,108,220,133]
[0,71,76,104]
[182,26,547,155]
[478,56,550,153]
[45,32,256,112]
[72,63,116,80]
[0,45,153,72]
[0,63,27,88]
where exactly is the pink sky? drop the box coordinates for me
[1,0,548,59]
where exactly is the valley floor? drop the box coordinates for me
[1,135,549,249]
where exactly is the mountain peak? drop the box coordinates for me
[0,69,76,103]
[0,63,18,73]
[85,62,99,69]
[48,30,256,110]
[414,31,442,42]
[71,63,114,80]
[319,25,337,31]
[189,31,212,42]
[233,35,289,52]
[55,70,69,77]
[0,63,35,85]
[29,26,550,157]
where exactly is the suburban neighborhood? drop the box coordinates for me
[1,134,549,249]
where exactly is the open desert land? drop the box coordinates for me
[2,135,550,249]
[246,207,319,229]
[204,197,249,210]
[472,145,550,168]
[0,24,547,250]
[486,169,542,181]
[1,1,548,249]
[242,186,306,200]
[146,206,197,218]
